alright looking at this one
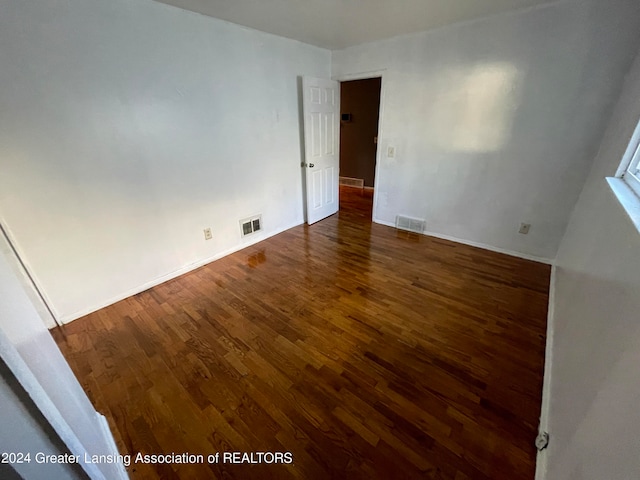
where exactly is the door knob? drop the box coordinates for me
[309,163,315,168]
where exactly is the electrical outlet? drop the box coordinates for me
[203,228,212,240]
[519,223,531,235]
[387,146,395,158]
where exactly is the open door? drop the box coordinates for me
[0,230,128,480]
[302,76,340,224]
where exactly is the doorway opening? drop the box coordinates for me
[338,77,381,218]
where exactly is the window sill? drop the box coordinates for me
[607,177,640,234]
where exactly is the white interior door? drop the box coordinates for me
[0,231,128,480]
[303,76,340,224]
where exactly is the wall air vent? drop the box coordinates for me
[240,214,262,237]
[395,215,426,234]
[339,176,365,188]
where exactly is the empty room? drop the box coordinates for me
[2,0,640,479]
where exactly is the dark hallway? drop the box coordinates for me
[339,78,381,189]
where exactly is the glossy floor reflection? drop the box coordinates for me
[53,188,550,480]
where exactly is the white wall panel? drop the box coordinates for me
[0,0,330,322]
[333,0,640,260]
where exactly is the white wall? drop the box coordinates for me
[540,47,640,479]
[332,0,640,260]
[0,0,330,323]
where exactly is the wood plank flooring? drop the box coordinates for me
[52,187,550,479]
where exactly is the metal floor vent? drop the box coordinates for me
[395,215,426,234]
[339,176,365,188]
[240,214,262,237]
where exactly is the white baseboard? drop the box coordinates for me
[373,218,554,265]
[58,222,302,324]
[96,412,129,480]
[535,264,556,480]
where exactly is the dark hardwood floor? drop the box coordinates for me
[52,186,550,479]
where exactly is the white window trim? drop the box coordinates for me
[621,141,640,198]
[608,118,640,234]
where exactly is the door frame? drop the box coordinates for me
[333,69,386,222]
[0,220,60,328]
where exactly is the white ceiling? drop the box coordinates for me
[154,0,556,50]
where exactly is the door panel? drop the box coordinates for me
[325,167,335,204]
[303,77,340,225]
[312,170,322,208]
